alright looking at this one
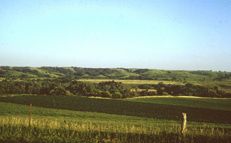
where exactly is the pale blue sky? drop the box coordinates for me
[0,0,231,71]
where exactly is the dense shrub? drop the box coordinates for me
[154,82,229,97]
[0,80,133,98]
[0,79,230,98]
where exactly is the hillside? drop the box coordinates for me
[0,66,231,82]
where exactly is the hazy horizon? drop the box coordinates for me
[1,0,231,71]
[0,65,230,72]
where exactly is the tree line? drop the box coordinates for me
[138,82,231,98]
[0,79,134,98]
[0,79,230,98]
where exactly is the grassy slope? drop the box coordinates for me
[0,102,181,143]
[0,95,231,124]
[0,101,172,127]
[0,66,230,81]
[126,96,231,111]
[1,101,231,143]
[0,101,231,131]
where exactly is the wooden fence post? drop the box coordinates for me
[29,103,32,127]
[181,112,187,135]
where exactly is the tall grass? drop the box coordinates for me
[0,116,231,143]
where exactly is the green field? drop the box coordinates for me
[1,95,231,124]
[78,79,182,85]
[127,96,231,111]
[0,95,231,142]
[0,101,231,143]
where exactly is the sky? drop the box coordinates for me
[0,0,231,71]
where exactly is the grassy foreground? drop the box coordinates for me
[0,101,231,143]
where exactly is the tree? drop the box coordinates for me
[49,86,71,96]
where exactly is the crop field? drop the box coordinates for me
[1,95,231,123]
[0,95,231,143]
[126,96,231,111]
[78,79,182,85]
[0,101,231,143]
